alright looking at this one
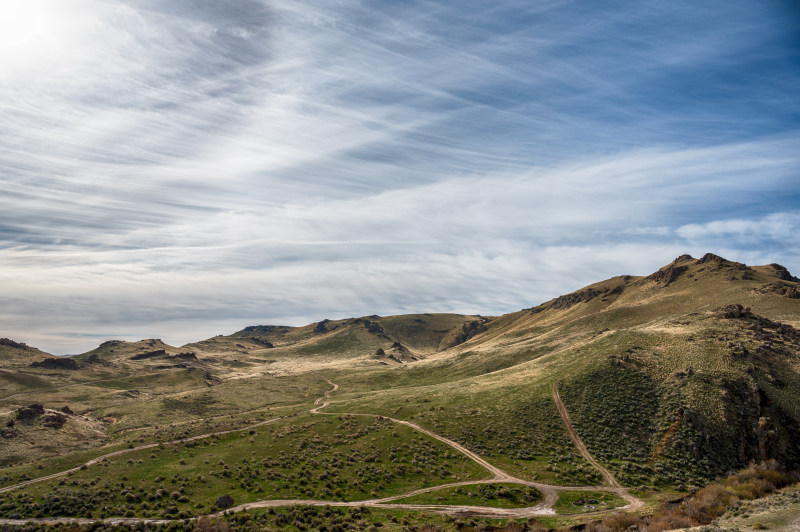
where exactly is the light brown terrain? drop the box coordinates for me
[0,254,799,530]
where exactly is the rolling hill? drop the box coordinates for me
[0,253,798,530]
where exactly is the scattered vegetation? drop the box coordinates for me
[393,483,542,508]
[583,463,796,532]
[1,254,799,528]
[552,490,627,515]
[0,414,484,519]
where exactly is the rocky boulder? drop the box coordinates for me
[769,263,800,282]
[30,357,78,370]
[0,338,28,348]
[215,494,235,509]
[646,264,688,287]
[43,412,67,429]
[131,349,168,360]
[16,404,45,420]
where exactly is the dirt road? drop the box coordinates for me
[0,377,644,524]
[306,379,644,517]
[552,380,620,488]
[0,417,281,495]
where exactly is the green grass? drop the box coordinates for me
[553,490,627,514]
[392,482,542,508]
[1,255,799,528]
[0,414,486,519]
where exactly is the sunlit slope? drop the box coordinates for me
[188,313,485,366]
[0,339,59,371]
[1,253,798,492]
[324,254,800,487]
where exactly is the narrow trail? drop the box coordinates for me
[552,380,620,489]
[0,378,645,525]
[302,379,644,517]
[0,417,281,495]
[312,380,510,482]
[552,381,644,511]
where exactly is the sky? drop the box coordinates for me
[1,0,799,354]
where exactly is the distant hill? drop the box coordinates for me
[0,338,57,368]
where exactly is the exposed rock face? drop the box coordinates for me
[246,337,274,348]
[243,325,289,334]
[755,416,784,462]
[534,281,628,313]
[130,349,168,360]
[43,412,67,429]
[16,404,45,420]
[363,320,384,334]
[60,406,74,415]
[314,319,330,333]
[755,283,800,299]
[99,340,122,348]
[174,352,198,360]
[84,354,103,364]
[698,252,726,264]
[646,264,688,287]
[720,305,800,338]
[697,253,752,273]
[439,319,489,350]
[0,338,28,348]
[204,371,222,386]
[720,304,751,319]
[550,288,604,309]
[30,357,78,370]
[769,263,800,283]
[215,494,235,508]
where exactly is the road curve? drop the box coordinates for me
[0,377,646,525]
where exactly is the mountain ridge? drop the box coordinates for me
[1,253,799,496]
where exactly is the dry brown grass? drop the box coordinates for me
[584,464,795,532]
[194,516,231,531]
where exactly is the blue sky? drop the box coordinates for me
[1,0,799,353]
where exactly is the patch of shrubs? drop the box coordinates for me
[585,463,796,532]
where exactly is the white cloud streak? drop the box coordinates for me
[1,0,799,352]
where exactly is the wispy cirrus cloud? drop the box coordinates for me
[1,0,799,353]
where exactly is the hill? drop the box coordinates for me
[328,254,800,486]
[0,253,798,530]
[0,338,57,368]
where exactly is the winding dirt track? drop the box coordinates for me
[0,417,282,495]
[0,378,643,525]
[552,381,620,488]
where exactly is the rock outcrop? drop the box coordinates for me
[30,357,78,370]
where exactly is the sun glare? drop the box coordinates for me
[0,0,46,50]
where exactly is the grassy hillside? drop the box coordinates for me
[1,253,799,529]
